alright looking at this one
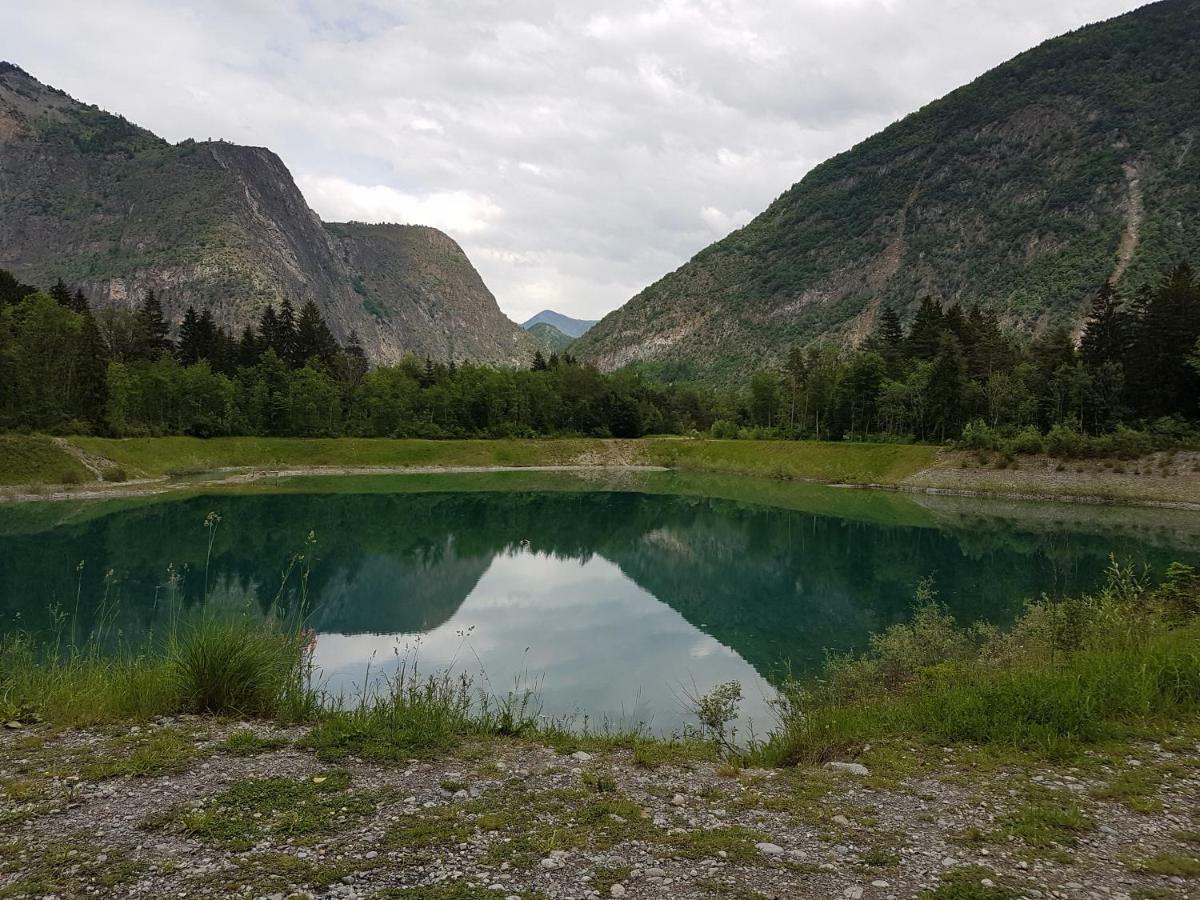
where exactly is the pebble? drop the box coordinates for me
[824,761,871,776]
[571,751,593,761]
[844,887,864,899]
[671,794,687,806]
[609,886,626,898]
[832,814,852,827]
[755,842,785,856]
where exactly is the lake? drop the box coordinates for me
[2,471,1198,732]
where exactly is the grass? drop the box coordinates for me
[0,435,90,486]
[157,769,377,850]
[747,562,1200,768]
[0,612,315,727]
[644,438,936,484]
[55,435,937,487]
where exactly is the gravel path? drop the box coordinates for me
[1,720,1197,899]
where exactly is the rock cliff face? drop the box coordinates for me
[0,63,533,365]
[574,0,1200,383]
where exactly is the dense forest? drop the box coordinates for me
[0,264,1197,447]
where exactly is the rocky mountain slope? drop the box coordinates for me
[525,321,575,353]
[0,63,533,366]
[575,0,1200,383]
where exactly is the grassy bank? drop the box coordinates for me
[4,560,1198,769]
[18,434,936,486]
[0,436,89,486]
[749,561,1200,767]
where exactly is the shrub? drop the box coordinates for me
[1005,428,1045,455]
[167,616,311,719]
[1045,424,1084,458]
[710,419,739,439]
[959,420,1000,451]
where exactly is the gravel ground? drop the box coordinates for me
[1,720,1197,899]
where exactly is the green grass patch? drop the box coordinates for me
[644,438,936,484]
[216,728,289,756]
[1131,852,1200,877]
[0,613,316,727]
[161,769,377,850]
[0,435,90,486]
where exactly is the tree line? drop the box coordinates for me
[0,273,713,438]
[738,262,1200,448]
[1,263,1197,444]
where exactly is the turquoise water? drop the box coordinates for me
[2,473,1197,730]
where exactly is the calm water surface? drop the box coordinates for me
[2,472,1198,730]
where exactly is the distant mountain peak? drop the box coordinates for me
[521,309,597,338]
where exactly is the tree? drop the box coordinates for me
[74,309,110,430]
[293,301,337,367]
[49,279,73,308]
[1080,283,1130,372]
[70,288,90,314]
[133,290,171,360]
[531,350,549,372]
[0,269,37,306]
[906,297,945,361]
[177,306,202,365]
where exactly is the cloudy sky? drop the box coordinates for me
[5,0,1145,324]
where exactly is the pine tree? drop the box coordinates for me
[419,357,437,388]
[1127,263,1200,417]
[177,306,201,364]
[70,288,90,314]
[293,301,337,367]
[195,308,218,362]
[1079,283,1130,372]
[49,279,73,308]
[0,269,37,305]
[531,350,549,371]
[74,309,110,430]
[906,297,945,361]
[133,290,171,360]
[258,305,281,359]
[238,325,262,368]
[277,298,298,365]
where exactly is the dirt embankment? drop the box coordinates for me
[903,450,1200,510]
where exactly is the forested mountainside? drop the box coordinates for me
[521,310,597,338]
[0,63,532,365]
[575,0,1200,383]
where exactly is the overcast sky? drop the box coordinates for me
[5,0,1146,324]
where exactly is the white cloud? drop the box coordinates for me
[2,0,1147,324]
[297,176,503,235]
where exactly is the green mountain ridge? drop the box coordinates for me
[574,0,1200,383]
[0,62,533,365]
[525,321,575,353]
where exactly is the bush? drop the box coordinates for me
[959,420,1000,451]
[1045,424,1084,458]
[101,466,128,483]
[710,419,739,439]
[1005,428,1045,456]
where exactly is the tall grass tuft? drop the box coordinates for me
[166,615,314,719]
[303,657,541,762]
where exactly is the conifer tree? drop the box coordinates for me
[70,288,89,314]
[133,290,171,360]
[906,297,945,361]
[177,306,201,364]
[49,278,73,308]
[1080,283,1130,372]
[74,309,110,430]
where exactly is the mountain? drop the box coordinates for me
[521,309,597,338]
[0,63,534,366]
[525,321,575,353]
[575,0,1200,383]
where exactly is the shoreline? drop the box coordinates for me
[2,435,1199,510]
